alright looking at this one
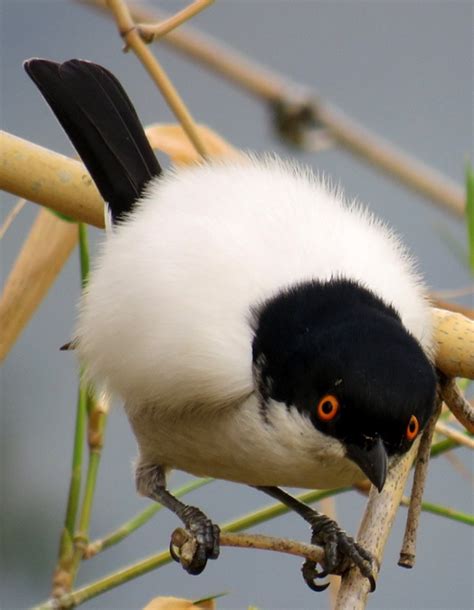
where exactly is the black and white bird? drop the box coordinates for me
[25,58,437,591]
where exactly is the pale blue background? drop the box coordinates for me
[1,1,473,609]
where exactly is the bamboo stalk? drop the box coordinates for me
[0,207,78,361]
[0,131,104,227]
[431,308,474,381]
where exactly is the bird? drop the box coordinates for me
[25,58,437,591]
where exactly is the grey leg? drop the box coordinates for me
[256,486,375,592]
[136,463,219,575]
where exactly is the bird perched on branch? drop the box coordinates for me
[25,58,436,591]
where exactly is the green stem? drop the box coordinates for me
[419,500,474,526]
[78,223,90,287]
[88,477,213,555]
[64,385,87,537]
[70,404,108,579]
[431,436,464,456]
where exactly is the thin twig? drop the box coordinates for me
[171,528,323,568]
[80,0,465,217]
[106,0,209,158]
[398,397,442,568]
[435,420,474,450]
[0,198,26,240]
[441,378,474,434]
[138,0,214,42]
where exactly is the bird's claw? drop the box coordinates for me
[169,506,220,575]
[302,515,376,592]
[301,560,330,592]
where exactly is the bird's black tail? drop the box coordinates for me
[24,58,162,224]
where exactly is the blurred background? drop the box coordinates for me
[1,1,473,609]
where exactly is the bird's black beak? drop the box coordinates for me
[346,435,388,492]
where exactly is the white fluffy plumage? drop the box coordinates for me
[77,155,433,487]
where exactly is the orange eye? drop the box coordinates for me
[316,395,340,421]
[406,415,419,441]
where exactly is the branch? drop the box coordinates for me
[79,0,465,217]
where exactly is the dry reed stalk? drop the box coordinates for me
[0,131,104,228]
[0,208,78,360]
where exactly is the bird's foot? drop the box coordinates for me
[169,506,220,575]
[302,514,376,592]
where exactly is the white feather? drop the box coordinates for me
[77,155,433,487]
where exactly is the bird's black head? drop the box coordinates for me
[251,279,437,491]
